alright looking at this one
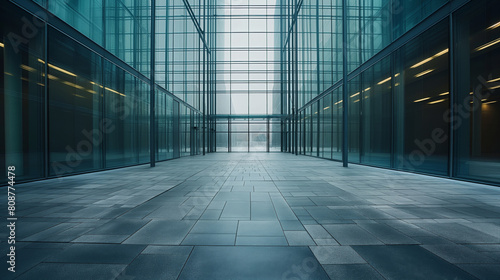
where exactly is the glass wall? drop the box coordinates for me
[394,20,449,175]
[1,1,202,185]
[48,27,103,175]
[1,2,45,181]
[454,0,500,184]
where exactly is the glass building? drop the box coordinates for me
[1,0,500,186]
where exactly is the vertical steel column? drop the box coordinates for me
[342,0,348,167]
[150,0,156,167]
[316,0,321,158]
[203,0,206,155]
[448,14,454,177]
[44,19,49,178]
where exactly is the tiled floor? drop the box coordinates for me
[2,153,500,279]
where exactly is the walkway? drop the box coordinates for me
[2,153,500,279]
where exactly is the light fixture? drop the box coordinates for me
[47,74,59,80]
[487,77,500,83]
[90,81,104,88]
[353,99,360,103]
[484,100,498,105]
[475,38,500,52]
[0,42,4,48]
[48,63,77,77]
[364,87,371,92]
[323,106,330,110]
[63,81,84,90]
[377,77,391,85]
[428,99,446,105]
[20,64,36,72]
[439,92,449,96]
[414,97,431,103]
[350,92,360,98]
[487,21,500,30]
[334,100,343,105]
[415,69,434,78]
[38,58,45,64]
[490,84,500,90]
[105,87,126,97]
[410,49,449,69]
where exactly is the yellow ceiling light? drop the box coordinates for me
[105,87,126,97]
[415,69,434,78]
[410,49,449,68]
[394,73,400,77]
[439,92,450,96]
[20,64,36,72]
[63,81,84,90]
[0,42,4,48]
[377,77,391,85]
[428,99,446,105]
[364,87,371,92]
[490,84,500,90]
[353,99,360,103]
[395,83,400,87]
[487,21,500,30]
[334,100,343,105]
[414,97,431,103]
[323,106,330,110]
[48,63,77,77]
[484,100,498,105]
[38,58,45,64]
[350,92,360,98]
[90,81,104,88]
[47,74,59,80]
[475,38,500,52]
[487,77,500,83]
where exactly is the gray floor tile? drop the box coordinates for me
[323,224,383,245]
[310,246,366,265]
[323,264,385,280]
[353,245,477,280]
[178,246,329,280]
[44,244,145,264]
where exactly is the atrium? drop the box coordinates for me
[1,0,500,279]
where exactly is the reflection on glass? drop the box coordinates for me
[455,0,500,184]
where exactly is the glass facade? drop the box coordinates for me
[1,0,500,186]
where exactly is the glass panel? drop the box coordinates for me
[48,27,103,175]
[394,20,449,175]
[360,56,392,167]
[455,0,500,184]
[1,3,45,181]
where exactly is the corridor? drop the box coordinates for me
[2,154,500,279]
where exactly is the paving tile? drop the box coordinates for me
[190,220,238,234]
[44,244,145,264]
[358,222,418,244]
[284,231,315,245]
[14,263,126,280]
[235,236,288,245]
[458,264,500,280]
[238,221,284,236]
[421,244,496,264]
[310,246,366,265]
[119,253,191,280]
[124,220,195,245]
[181,233,235,245]
[178,246,329,279]
[353,245,477,280]
[323,224,383,245]
[323,264,385,280]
